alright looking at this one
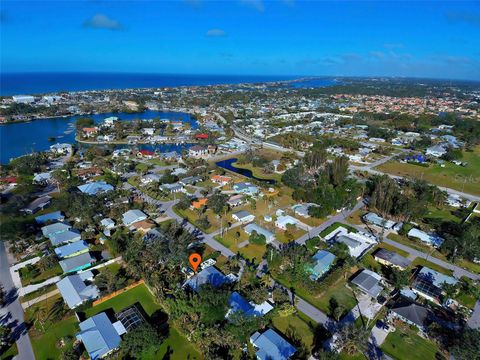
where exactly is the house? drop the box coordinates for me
[171,167,187,176]
[227,194,244,207]
[76,312,123,360]
[226,292,273,319]
[188,145,208,158]
[244,223,275,243]
[407,228,444,248]
[232,210,255,223]
[56,271,99,309]
[140,173,161,185]
[328,228,377,259]
[103,116,118,126]
[179,176,202,186]
[194,133,209,140]
[77,181,114,195]
[159,183,183,193]
[191,198,208,210]
[82,127,98,137]
[100,218,115,230]
[22,195,51,214]
[54,240,89,259]
[291,203,316,218]
[184,266,228,292]
[122,209,148,226]
[142,127,155,136]
[49,229,82,246]
[50,143,72,155]
[35,211,64,225]
[388,301,432,333]
[250,328,296,360]
[363,212,396,229]
[373,248,411,270]
[233,182,259,196]
[42,222,72,238]
[59,252,95,273]
[351,269,384,298]
[130,220,156,233]
[275,215,299,231]
[426,144,447,158]
[137,150,155,159]
[12,95,35,103]
[33,172,52,184]
[412,266,458,303]
[309,250,336,280]
[211,175,232,186]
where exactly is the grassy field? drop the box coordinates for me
[272,313,314,351]
[0,343,18,360]
[20,283,57,303]
[20,263,63,287]
[376,146,480,196]
[410,258,454,276]
[140,326,202,359]
[381,324,441,360]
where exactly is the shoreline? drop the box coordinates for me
[75,136,199,145]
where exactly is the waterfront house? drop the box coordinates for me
[211,175,232,186]
[77,181,114,195]
[35,210,64,225]
[373,248,411,271]
[137,150,155,159]
[57,271,99,309]
[59,252,95,273]
[309,250,336,280]
[412,266,458,304]
[233,182,259,196]
[232,210,255,223]
[103,116,118,127]
[122,209,148,227]
[54,240,89,259]
[50,143,72,155]
[275,215,299,231]
[188,145,208,158]
[244,223,275,243]
[76,312,123,359]
[249,328,296,360]
[82,127,98,138]
[351,269,384,298]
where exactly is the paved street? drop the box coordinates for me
[0,241,35,360]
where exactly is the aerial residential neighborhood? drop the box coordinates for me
[1,1,480,360]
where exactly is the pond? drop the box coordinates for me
[215,158,276,184]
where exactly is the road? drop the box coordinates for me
[296,199,366,245]
[0,241,35,360]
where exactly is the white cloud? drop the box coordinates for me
[206,28,227,37]
[83,14,123,30]
[240,0,265,13]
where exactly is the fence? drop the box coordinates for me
[92,279,145,306]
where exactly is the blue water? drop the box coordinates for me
[0,73,300,96]
[215,158,276,184]
[0,110,197,164]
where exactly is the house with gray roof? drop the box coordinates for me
[122,209,147,226]
[373,248,411,270]
[309,250,336,281]
[22,195,52,214]
[59,252,95,273]
[233,182,259,196]
[159,182,183,193]
[232,210,255,223]
[77,181,114,195]
[389,301,431,333]
[244,223,275,243]
[42,222,71,238]
[49,229,81,246]
[76,312,123,359]
[351,269,384,298]
[56,271,99,309]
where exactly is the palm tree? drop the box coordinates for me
[336,323,370,358]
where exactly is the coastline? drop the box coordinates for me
[75,136,199,145]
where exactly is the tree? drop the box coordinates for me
[327,156,349,187]
[208,192,228,214]
[249,230,266,245]
[450,329,480,360]
[388,268,410,289]
[120,323,162,358]
[336,323,370,357]
[94,268,127,295]
[75,117,94,129]
[176,196,192,211]
[37,254,57,271]
[195,216,211,230]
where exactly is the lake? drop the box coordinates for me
[0,110,197,164]
[215,158,276,184]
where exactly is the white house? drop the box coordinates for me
[275,215,299,230]
[232,210,255,223]
[426,144,447,158]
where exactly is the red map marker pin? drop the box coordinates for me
[189,253,202,272]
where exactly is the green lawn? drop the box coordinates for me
[376,146,480,196]
[86,283,161,317]
[381,325,441,360]
[140,326,202,360]
[30,316,78,360]
[272,313,314,351]
[20,263,63,286]
[411,258,454,276]
[320,222,358,238]
[20,283,57,303]
[0,343,18,360]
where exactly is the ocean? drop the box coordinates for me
[0,72,307,96]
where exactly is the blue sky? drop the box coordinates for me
[1,0,480,80]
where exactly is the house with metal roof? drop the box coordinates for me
[49,229,82,246]
[362,212,396,229]
[184,266,228,292]
[309,250,336,281]
[275,215,299,231]
[407,228,444,248]
[42,222,72,238]
[291,203,317,218]
[54,240,89,259]
[226,292,273,319]
[59,252,95,273]
[351,269,384,298]
[76,312,123,360]
[122,209,148,226]
[232,210,255,223]
[373,248,411,270]
[250,328,296,360]
[22,195,52,214]
[412,266,458,304]
[233,182,259,196]
[35,211,64,224]
[77,181,114,195]
[56,271,99,309]
[244,223,276,243]
[159,182,184,193]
